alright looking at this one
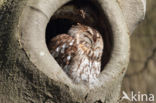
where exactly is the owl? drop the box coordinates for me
[48,23,103,85]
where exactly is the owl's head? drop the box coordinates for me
[68,24,104,60]
[68,24,103,50]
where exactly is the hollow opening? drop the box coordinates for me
[46,19,77,45]
[46,0,113,71]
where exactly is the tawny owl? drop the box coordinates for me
[48,24,103,85]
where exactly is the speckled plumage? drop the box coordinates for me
[48,24,103,84]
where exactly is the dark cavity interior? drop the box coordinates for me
[46,0,113,71]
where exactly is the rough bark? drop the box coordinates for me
[121,0,156,103]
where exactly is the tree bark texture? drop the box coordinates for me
[121,0,156,103]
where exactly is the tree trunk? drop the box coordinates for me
[121,0,156,103]
[0,0,146,103]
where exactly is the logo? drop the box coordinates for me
[121,91,155,102]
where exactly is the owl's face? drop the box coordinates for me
[68,24,103,60]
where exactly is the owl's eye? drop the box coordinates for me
[84,37,92,45]
[79,37,92,47]
[83,35,92,45]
